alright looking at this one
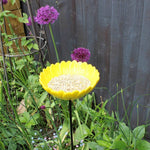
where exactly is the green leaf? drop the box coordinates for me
[37,92,48,107]
[103,133,112,142]
[21,37,26,46]
[111,139,127,149]
[119,122,132,145]
[5,41,13,47]
[22,38,34,48]
[136,140,150,150]
[60,119,70,142]
[27,43,33,51]
[0,20,4,26]
[0,141,5,150]
[2,129,13,138]
[33,43,39,50]
[7,13,17,18]
[25,113,39,128]
[9,48,14,53]
[111,134,127,149]
[8,142,17,150]
[97,140,111,148]
[74,124,91,145]
[18,13,28,23]
[0,82,6,105]
[16,59,26,70]
[90,122,95,132]
[133,125,145,139]
[0,10,10,18]
[86,142,104,150]
[19,112,30,123]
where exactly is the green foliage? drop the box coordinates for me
[0,114,29,150]
[86,142,104,150]
[60,119,69,142]
[21,37,39,51]
[95,121,150,150]
[53,93,150,150]
[74,124,91,145]
[18,13,28,23]
[19,112,39,129]
[136,140,150,150]
[0,10,17,25]
[0,141,5,150]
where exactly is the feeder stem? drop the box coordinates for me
[69,100,74,150]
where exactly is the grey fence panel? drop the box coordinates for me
[132,0,150,131]
[22,0,150,133]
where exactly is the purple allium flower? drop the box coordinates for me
[2,0,8,4]
[71,47,91,62]
[35,5,59,25]
[26,16,36,26]
[40,105,46,109]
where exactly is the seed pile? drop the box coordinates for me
[48,74,91,92]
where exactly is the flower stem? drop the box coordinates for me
[49,23,60,62]
[69,100,74,150]
[137,104,139,126]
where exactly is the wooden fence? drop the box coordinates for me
[21,0,150,134]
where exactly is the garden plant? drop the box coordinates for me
[0,0,150,150]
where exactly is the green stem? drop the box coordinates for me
[74,109,82,134]
[49,23,60,62]
[116,83,119,114]
[85,113,89,125]
[121,89,130,126]
[137,104,139,126]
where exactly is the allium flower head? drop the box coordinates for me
[40,105,46,109]
[35,5,59,25]
[2,0,8,4]
[26,16,36,26]
[71,47,91,62]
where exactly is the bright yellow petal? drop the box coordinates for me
[39,60,100,100]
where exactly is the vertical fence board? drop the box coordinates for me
[109,0,145,117]
[57,0,76,61]
[75,0,87,46]
[132,0,150,131]
[94,0,112,101]
[109,0,124,111]
[123,0,144,112]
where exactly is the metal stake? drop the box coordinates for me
[69,100,74,150]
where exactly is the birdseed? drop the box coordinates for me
[48,74,91,92]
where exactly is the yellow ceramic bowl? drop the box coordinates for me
[39,60,100,100]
